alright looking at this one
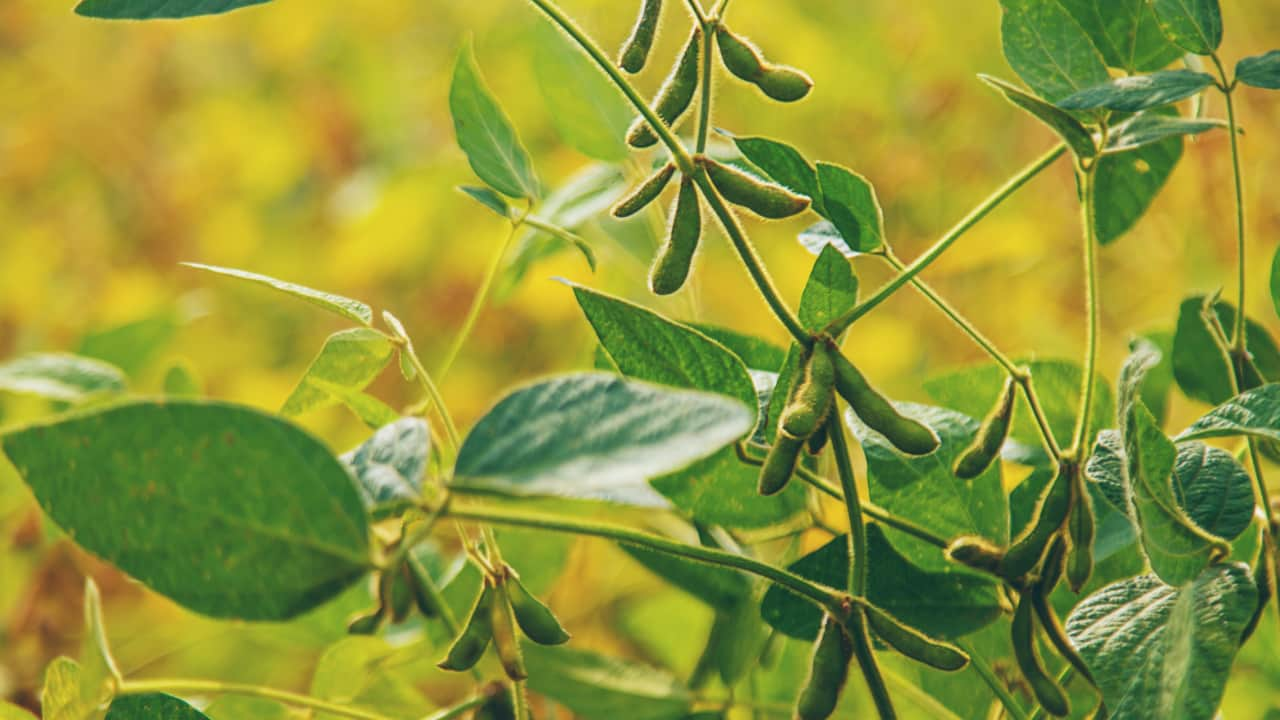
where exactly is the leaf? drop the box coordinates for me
[79,580,121,711]
[1057,70,1216,112]
[453,374,753,507]
[341,418,429,517]
[78,311,183,377]
[183,262,373,326]
[106,695,211,719]
[523,644,693,720]
[532,19,632,162]
[1066,564,1256,720]
[450,40,539,200]
[309,380,402,430]
[998,0,1110,102]
[815,163,885,254]
[1173,296,1280,405]
[281,329,395,417]
[979,75,1097,159]
[1179,383,1280,445]
[688,325,786,371]
[798,245,859,332]
[728,134,822,211]
[41,658,93,720]
[1094,132,1182,244]
[75,0,269,19]
[309,637,430,719]
[760,534,847,640]
[621,533,752,611]
[0,702,36,720]
[848,404,1009,572]
[798,221,858,258]
[1238,50,1280,91]
[1150,0,1223,55]
[459,185,512,218]
[2,400,372,621]
[1104,113,1224,153]
[162,361,202,398]
[1055,0,1184,73]
[0,354,127,403]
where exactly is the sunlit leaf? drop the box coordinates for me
[1057,70,1216,113]
[1150,0,1222,55]
[281,328,395,417]
[184,262,373,326]
[998,0,1110,102]
[451,40,540,200]
[0,353,126,403]
[341,418,429,517]
[798,245,858,332]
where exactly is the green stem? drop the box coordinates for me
[828,414,867,596]
[683,0,709,25]
[956,641,1028,720]
[1068,165,1100,458]
[694,11,716,154]
[118,680,393,720]
[847,608,897,720]
[1211,55,1247,350]
[824,144,1066,337]
[393,329,461,453]
[436,219,520,383]
[422,695,488,720]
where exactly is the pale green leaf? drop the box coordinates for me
[798,245,858,332]
[532,19,632,162]
[524,644,693,720]
[0,354,127,403]
[282,328,395,417]
[451,40,540,199]
[183,262,373,326]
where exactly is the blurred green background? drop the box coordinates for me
[2,0,1280,716]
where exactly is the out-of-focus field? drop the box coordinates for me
[2,0,1280,716]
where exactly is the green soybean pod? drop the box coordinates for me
[702,157,812,219]
[438,583,496,672]
[806,427,829,455]
[780,345,836,440]
[954,376,1017,480]
[649,177,702,296]
[862,602,969,672]
[998,462,1073,581]
[831,350,939,456]
[714,26,766,82]
[627,27,701,148]
[1066,488,1095,593]
[406,555,441,619]
[796,615,853,720]
[508,575,571,646]
[618,0,662,74]
[755,64,815,102]
[613,163,676,218]
[491,585,528,681]
[946,535,1005,575]
[1012,594,1070,718]
[473,684,517,720]
[346,606,383,636]
[380,564,415,623]
[758,433,805,496]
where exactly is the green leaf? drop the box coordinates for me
[621,531,752,611]
[0,353,127,403]
[978,75,1097,159]
[523,643,693,720]
[79,580,121,712]
[1104,113,1224,153]
[1066,564,1256,720]
[1150,0,1223,55]
[459,185,512,218]
[848,404,1009,572]
[75,0,269,19]
[2,400,372,621]
[998,0,1110,102]
[78,311,182,377]
[450,40,539,200]
[453,374,753,506]
[0,702,36,720]
[1094,132,1182,244]
[688,325,787,371]
[310,637,430,719]
[106,695,211,719]
[798,221,858,258]
[41,657,94,720]
[1055,0,1184,73]
[760,534,846,640]
[532,19,632,162]
[1238,50,1280,90]
[183,262,373,326]
[281,329,395,417]
[728,134,822,211]
[308,380,402,430]
[1057,70,1216,112]
[798,245,859,332]
[815,163,885,254]
[341,418,429,517]
[1173,296,1280,405]
[1179,383,1280,444]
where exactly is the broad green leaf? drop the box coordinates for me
[1057,70,1216,112]
[760,534,847,640]
[309,380,402,430]
[106,695,210,719]
[848,403,1009,572]
[183,263,373,326]
[0,702,36,720]
[0,354,126,403]
[341,418,429,517]
[728,134,822,211]
[1094,132,1182,244]
[281,329,395,417]
[532,19,632,162]
[1104,113,1224,153]
[41,658,93,720]
[451,40,539,200]
[1066,564,1256,720]
[1055,0,1184,72]
[79,580,121,712]
[815,163,885,254]
[622,530,752,612]
[310,637,430,720]
[1141,329,1177,424]
[523,644,693,720]
[798,245,859,332]
[3,400,372,621]
[453,374,753,507]
[1173,296,1280,405]
[1238,50,1280,90]
[998,0,1110,102]
[688,324,786,371]
[979,75,1097,158]
[75,0,269,19]
[459,185,512,218]
[1179,383,1280,444]
[1150,0,1223,55]
[798,221,857,258]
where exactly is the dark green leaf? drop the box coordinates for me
[1055,0,1184,72]
[1104,113,1224,153]
[1150,0,1223,55]
[0,354,127,403]
[1058,70,1216,112]
[532,19,632,162]
[1238,50,1280,90]
[450,40,540,200]
[1094,132,1182,244]
[688,325,787,371]
[979,75,1097,158]
[1173,296,1280,405]
[183,262,373,326]
[75,0,268,19]
[1179,383,1280,444]
[106,695,211,719]
[798,245,859,331]
[281,329,395,417]
[459,185,512,218]
[2,400,372,620]
[760,534,847,640]
[622,537,752,611]
[341,418,429,517]
[728,134,822,211]
[998,0,1110,102]
[816,163,886,255]
[524,644,692,720]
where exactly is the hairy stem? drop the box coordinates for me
[1211,56,1247,350]
[118,680,393,720]
[848,608,898,720]
[397,337,461,452]
[694,11,716,154]
[423,695,489,720]
[828,413,868,596]
[1068,165,1100,458]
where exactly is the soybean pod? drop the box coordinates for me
[999,462,1074,581]
[438,582,496,672]
[945,535,1005,576]
[758,433,804,496]
[796,615,853,720]
[756,64,814,102]
[613,162,676,218]
[701,157,811,219]
[953,375,1017,480]
[491,584,528,681]
[1066,481,1095,593]
[649,177,701,296]
[861,602,968,672]
[508,574,571,646]
[830,349,939,456]
[715,26,766,82]
[1012,593,1070,718]
[618,0,662,74]
[779,344,836,440]
[627,27,701,148]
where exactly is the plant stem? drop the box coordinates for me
[880,667,964,720]
[824,144,1066,337]
[828,413,867,596]
[1211,55,1247,350]
[422,695,488,720]
[956,641,1029,720]
[396,334,461,453]
[118,679,394,720]
[683,0,709,26]
[694,11,716,154]
[848,608,898,720]
[1068,165,1100,459]
[436,217,521,383]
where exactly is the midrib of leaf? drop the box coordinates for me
[1158,587,1197,718]
[1023,12,1094,96]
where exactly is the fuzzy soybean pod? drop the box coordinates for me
[618,0,662,74]
[715,26,767,82]
[1066,485,1096,593]
[862,602,969,672]
[406,556,440,619]
[999,462,1074,582]
[945,535,1006,576]
[758,433,805,497]
[438,582,496,672]
[954,376,1017,480]
[701,157,811,219]
[756,64,815,102]
[346,606,383,636]
[806,427,829,456]
[779,344,836,441]
[508,575,571,646]
[627,27,701,149]
[491,584,528,681]
[649,177,701,296]
[379,564,415,623]
[796,615,854,720]
[830,349,940,456]
[613,163,676,218]
[1012,593,1070,718]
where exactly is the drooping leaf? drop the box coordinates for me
[75,0,269,19]
[532,18,632,162]
[979,74,1097,159]
[1058,70,1216,112]
[183,262,373,326]
[341,418,430,517]
[0,354,127,403]
[1066,564,1256,720]
[1104,113,1224,153]
[1150,0,1223,55]
[308,380,402,430]
[106,695,211,719]
[797,221,857,258]
[815,163,885,254]
[2,400,372,621]
[1237,50,1280,91]
[1172,296,1280,405]
[1179,383,1280,445]
[798,245,859,332]
[281,329,395,417]
[621,530,752,612]
[1093,132,1182,244]
[450,40,540,200]
[1055,0,1184,72]
[459,185,512,218]
[998,0,1110,102]
[523,644,693,720]
[453,374,753,506]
